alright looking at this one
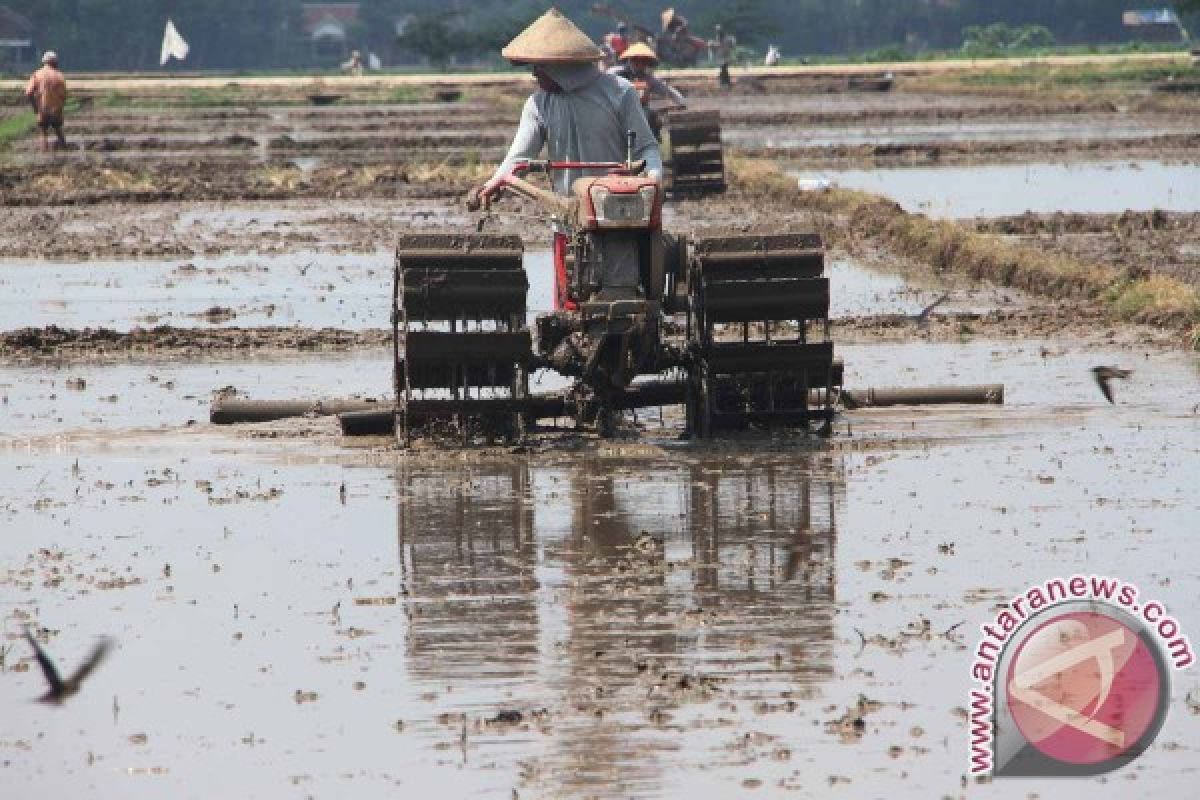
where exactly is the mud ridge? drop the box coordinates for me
[730,159,1200,341]
[0,325,391,362]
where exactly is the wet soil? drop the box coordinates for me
[5,82,1197,176]
[0,159,471,208]
[976,210,1200,288]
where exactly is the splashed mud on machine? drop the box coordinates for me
[392,139,839,445]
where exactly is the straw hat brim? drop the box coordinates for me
[502,8,604,64]
[620,43,659,63]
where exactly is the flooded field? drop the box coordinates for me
[3,75,1200,799]
[0,246,977,332]
[3,336,1199,799]
[802,160,1200,218]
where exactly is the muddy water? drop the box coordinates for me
[0,351,391,437]
[0,253,392,330]
[800,160,1200,217]
[3,335,1199,798]
[1,248,951,331]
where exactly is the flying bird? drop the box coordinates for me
[914,293,949,328]
[22,627,114,705]
[1091,366,1132,405]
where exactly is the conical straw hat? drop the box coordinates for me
[502,8,604,64]
[620,42,658,63]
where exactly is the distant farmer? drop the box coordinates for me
[602,22,630,65]
[24,51,68,151]
[608,42,685,109]
[661,8,686,36]
[477,8,661,206]
[659,8,702,66]
[708,24,737,88]
[341,49,364,77]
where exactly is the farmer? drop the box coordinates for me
[477,8,661,204]
[602,22,630,66]
[708,24,737,88]
[341,49,364,76]
[475,8,662,309]
[24,51,68,151]
[608,42,685,108]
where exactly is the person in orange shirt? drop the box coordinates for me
[25,51,69,151]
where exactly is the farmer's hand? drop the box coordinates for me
[467,176,505,212]
[478,175,507,204]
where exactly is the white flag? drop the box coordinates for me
[160,18,189,66]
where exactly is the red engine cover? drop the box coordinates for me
[576,174,662,231]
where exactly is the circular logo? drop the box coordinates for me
[1005,609,1169,769]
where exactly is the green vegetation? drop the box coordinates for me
[387,86,424,105]
[924,61,1185,91]
[798,39,1188,68]
[0,112,37,149]
[961,23,1055,57]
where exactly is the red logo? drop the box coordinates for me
[1006,610,1165,767]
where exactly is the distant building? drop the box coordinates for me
[1121,9,1188,42]
[0,6,33,68]
[301,3,360,58]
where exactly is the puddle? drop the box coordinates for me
[826,259,1009,319]
[799,160,1200,217]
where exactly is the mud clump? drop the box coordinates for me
[193,306,238,324]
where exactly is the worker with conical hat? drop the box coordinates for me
[478,8,662,204]
[608,42,685,108]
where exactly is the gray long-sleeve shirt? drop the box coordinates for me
[493,68,663,197]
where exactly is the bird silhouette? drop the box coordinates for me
[22,627,114,705]
[914,293,949,328]
[1091,366,1132,404]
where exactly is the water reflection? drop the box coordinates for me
[397,463,538,685]
[394,452,842,797]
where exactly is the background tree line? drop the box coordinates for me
[2,0,1197,72]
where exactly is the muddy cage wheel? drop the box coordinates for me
[686,229,835,437]
[393,232,531,446]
